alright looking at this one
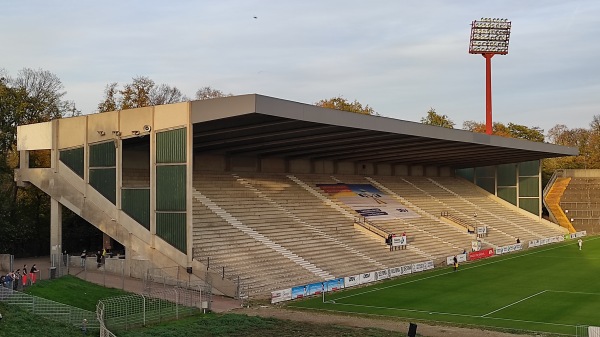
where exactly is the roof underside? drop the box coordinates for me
[191,95,578,169]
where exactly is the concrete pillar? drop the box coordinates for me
[50,198,62,256]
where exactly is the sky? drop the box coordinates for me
[2,0,599,134]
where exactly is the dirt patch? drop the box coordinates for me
[234,306,533,337]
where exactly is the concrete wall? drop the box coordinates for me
[261,157,285,173]
[120,107,153,138]
[313,160,334,174]
[194,154,226,171]
[394,164,409,176]
[337,161,355,174]
[289,159,311,173]
[155,102,189,131]
[17,122,53,151]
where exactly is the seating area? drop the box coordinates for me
[191,171,566,296]
[559,177,600,234]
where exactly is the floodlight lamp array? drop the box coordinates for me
[469,18,511,55]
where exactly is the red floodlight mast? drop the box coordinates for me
[469,18,511,135]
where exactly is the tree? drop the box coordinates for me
[315,96,376,115]
[0,68,72,255]
[420,108,455,128]
[97,76,186,112]
[462,120,544,142]
[195,86,232,100]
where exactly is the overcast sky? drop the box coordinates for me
[2,0,599,134]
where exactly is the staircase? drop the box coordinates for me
[545,177,576,233]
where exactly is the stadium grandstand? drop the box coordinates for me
[545,169,600,235]
[15,94,578,298]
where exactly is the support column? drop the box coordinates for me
[50,198,63,256]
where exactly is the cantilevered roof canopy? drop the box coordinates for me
[191,95,578,169]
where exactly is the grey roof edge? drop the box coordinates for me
[190,94,578,157]
[253,94,578,157]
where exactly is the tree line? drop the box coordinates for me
[0,67,596,256]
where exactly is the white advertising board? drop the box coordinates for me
[359,272,375,284]
[344,274,360,287]
[271,288,292,304]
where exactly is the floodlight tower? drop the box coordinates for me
[469,18,511,135]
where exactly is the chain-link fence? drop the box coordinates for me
[577,325,600,337]
[0,285,98,329]
[97,286,208,334]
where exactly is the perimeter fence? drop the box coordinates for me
[0,285,98,329]
[97,284,209,335]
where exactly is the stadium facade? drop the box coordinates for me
[15,94,578,296]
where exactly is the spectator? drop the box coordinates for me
[96,251,102,268]
[81,318,87,335]
[392,233,397,251]
[80,250,87,267]
[401,232,407,250]
[516,238,520,244]
[453,255,458,271]
[386,234,392,251]
[29,264,38,284]
[22,265,28,287]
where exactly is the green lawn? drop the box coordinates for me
[289,236,600,336]
[24,275,129,311]
[0,302,86,337]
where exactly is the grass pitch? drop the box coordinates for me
[289,236,600,336]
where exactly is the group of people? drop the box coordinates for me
[0,264,38,290]
[385,232,407,251]
[80,249,111,269]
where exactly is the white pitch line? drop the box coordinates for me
[547,290,600,296]
[481,290,547,317]
[315,301,575,328]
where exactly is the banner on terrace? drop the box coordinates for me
[317,183,420,220]
[324,278,345,292]
[291,282,324,299]
[271,288,292,303]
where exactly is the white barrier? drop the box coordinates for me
[446,253,467,265]
[495,243,523,256]
[570,231,587,239]
[528,235,564,248]
[271,259,434,303]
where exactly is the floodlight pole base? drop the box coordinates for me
[482,53,495,135]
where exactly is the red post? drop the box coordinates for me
[483,53,494,135]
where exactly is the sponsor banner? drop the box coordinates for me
[344,275,360,288]
[324,278,345,292]
[495,243,523,256]
[528,239,540,248]
[446,254,467,265]
[392,235,407,247]
[589,326,600,337]
[291,285,306,299]
[477,226,487,235]
[469,248,494,261]
[359,272,375,284]
[571,231,587,239]
[424,260,435,270]
[271,288,292,304]
[471,240,482,252]
[317,183,420,220]
[412,262,425,273]
[375,269,389,281]
[529,236,564,249]
[291,282,324,299]
[400,264,413,275]
[389,266,403,278]
[307,282,324,295]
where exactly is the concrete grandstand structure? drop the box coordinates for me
[15,94,578,297]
